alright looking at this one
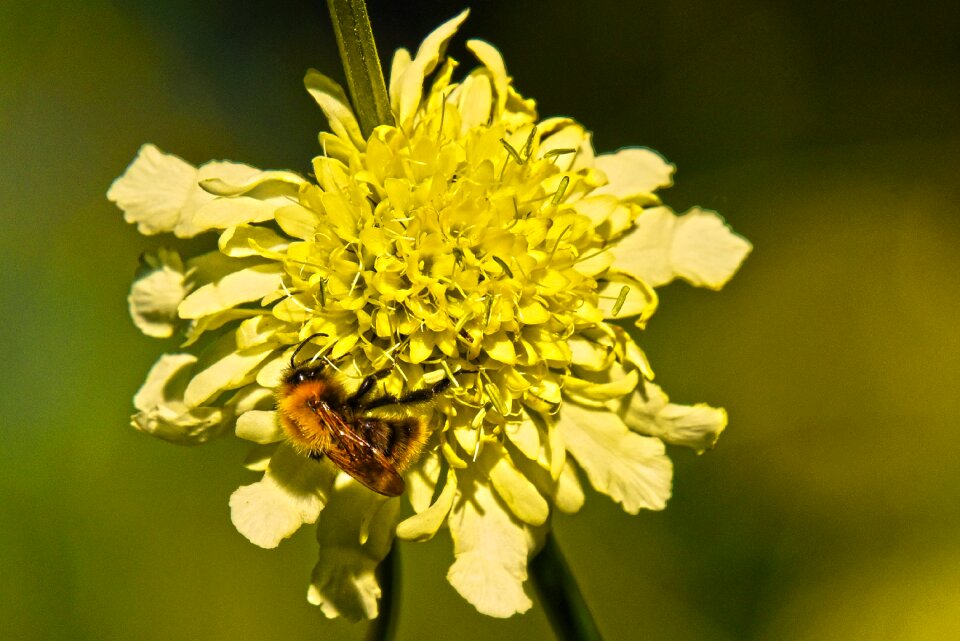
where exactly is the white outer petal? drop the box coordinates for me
[131,353,225,444]
[107,145,265,238]
[593,147,675,199]
[235,410,284,444]
[107,144,198,235]
[178,263,284,319]
[128,248,187,338]
[396,467,458,542]
[304,70,365,150]
[621,381,728,453]
[612,206,752,289]
[395,10,469,123]
[558,401,673,514]
[447,474,538,618]
[229,444,335,549]
[183,336,275,407]
[307,481,400,620]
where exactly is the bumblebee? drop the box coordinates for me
[276,334,455,496]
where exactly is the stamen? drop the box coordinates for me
[347,263,362,296]
[279,280,316,314]
[499,138,523,165]
[612,285,630,317]
[551,176,570,205]
[483,294,496,327]
[543,148,576,159]
[521,125,538,162]
[513,196,522,219]
[322,356,344,373]
[484,382,508,416]
[471,404,489,429]
[439,360,459,388]
[548,224,572,260]
[436,90,449,144]
[317,277,327,307]
[454,310,475,333]
[491,255,514,278]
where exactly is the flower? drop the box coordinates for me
[109,10,750,620]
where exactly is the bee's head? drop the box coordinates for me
[283,364,326,386]
[285,332,330,384]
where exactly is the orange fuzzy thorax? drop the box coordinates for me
[276,379,348,454]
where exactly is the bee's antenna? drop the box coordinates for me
[291,333,329,369]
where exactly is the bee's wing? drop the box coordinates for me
[324,431,406,497]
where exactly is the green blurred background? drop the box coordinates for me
[2,0,958,639]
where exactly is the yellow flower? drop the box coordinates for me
[109,10,750,619]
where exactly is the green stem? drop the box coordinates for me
[326,0,395,138]
[530,531,605,641]
[365,543,400,641]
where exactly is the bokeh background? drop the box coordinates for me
[2,0,959,639]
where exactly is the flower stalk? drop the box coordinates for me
[326,0,394,137]
[365,544,400,641]
[531,532,604,641]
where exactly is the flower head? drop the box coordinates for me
[109,10,750,619]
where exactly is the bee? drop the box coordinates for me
[276,334,457,497]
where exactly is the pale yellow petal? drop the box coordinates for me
[275,203,320,240]
[596,272,658,322]
[405,449,442,514]
[187,197,280,232]
[554,460,585,514]
[229,444,335,549]
[483,331,517,364]
[179,264,284,319]
[304,70,365,150]
[505,417,540,461]
[235,409,284,444]
[108,144,203,236]
[128,248,187,338]
[568,335,614,371]
[198,167,306,198]
[131,353,225,444]
[483,443,549,526]
[447,474,537,618]
[455,73,493,132]
[396,10,470,123]
[218,224,289,258]
[388,47,412,111]
[621,381,728,453]
[612,206,752,289]
[593,147,675,200]
[307,480,400,620]
[183,334,275,407]
[558,401,673,514]
[466,39,508,116]
[564,367,639,404]
[396,468,458,542]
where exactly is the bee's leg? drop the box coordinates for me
[347,368,393,408]
[361,376,453,410]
